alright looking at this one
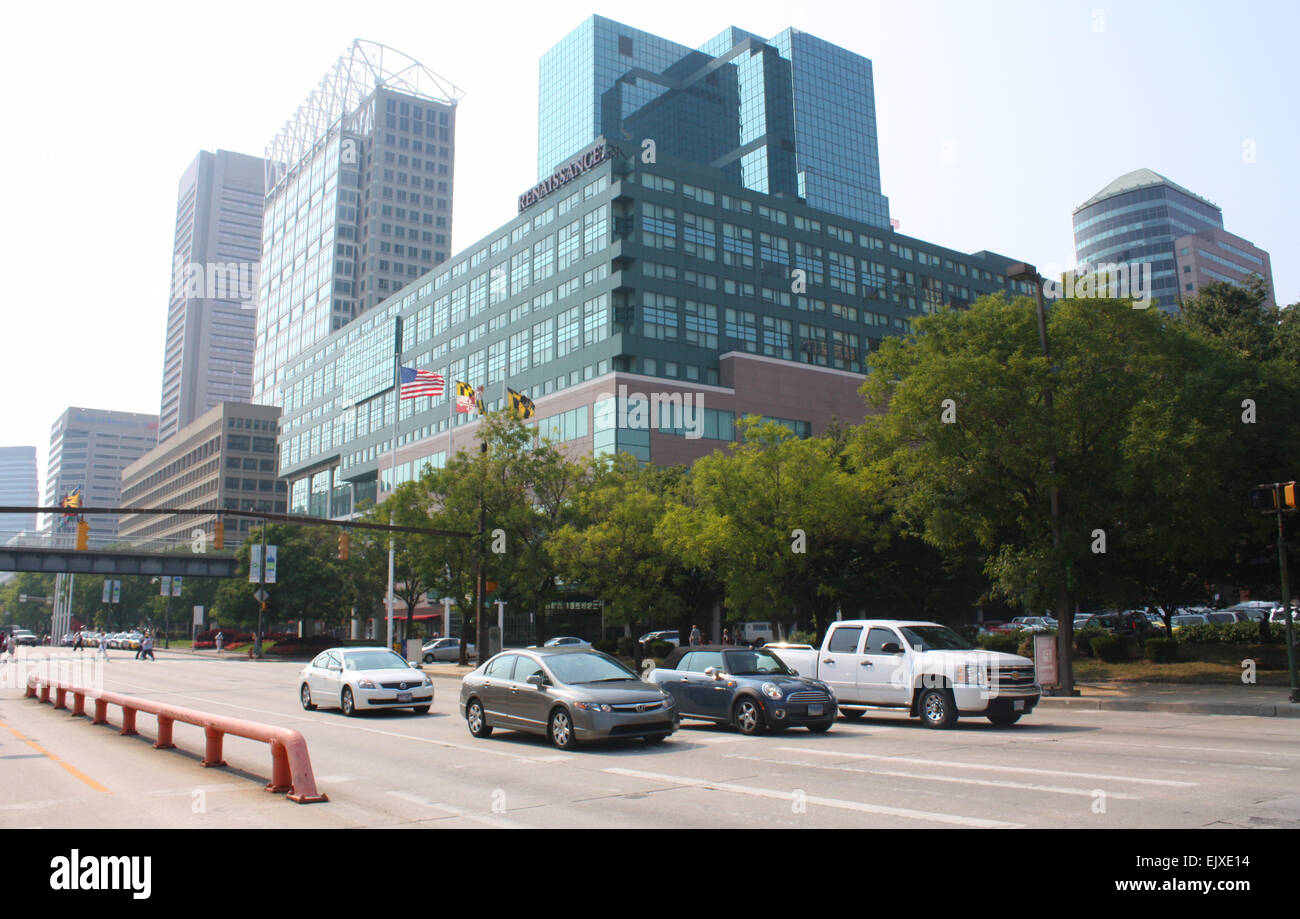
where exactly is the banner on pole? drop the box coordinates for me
[112,580,121,605]
[172,576,183,597]
[103,580,112,603]
[160,576,172,597]
[265,545,278,584]
[249,546,262,583]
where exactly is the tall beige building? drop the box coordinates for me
[120,403,284,548]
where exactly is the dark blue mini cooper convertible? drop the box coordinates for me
[648,645,837,734]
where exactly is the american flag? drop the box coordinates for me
[399,366,445,399]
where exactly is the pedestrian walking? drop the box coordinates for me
[135,633,144,660]
[689,624,702,646]
[0,632,8,662]
[140,633,155,661]
[74,631,84,654]
[215,631,224,653]
[97,632,109,663]
[721,628,731,646]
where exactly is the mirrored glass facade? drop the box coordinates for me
[537,17,891,228]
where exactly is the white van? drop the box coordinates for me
[734,622,775,646]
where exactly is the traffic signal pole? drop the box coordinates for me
[1276,499,1297,703]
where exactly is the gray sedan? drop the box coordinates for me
[459,648,679,749]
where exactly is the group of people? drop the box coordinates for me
[71,630,156,661]
[689,626,742,646]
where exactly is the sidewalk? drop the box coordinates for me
[1037,681,1300,718]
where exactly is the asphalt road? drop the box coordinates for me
[2,649,1298,829]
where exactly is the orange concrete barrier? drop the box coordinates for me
[27,675,327,803]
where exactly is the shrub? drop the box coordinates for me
[788,630,819,646]
[1144,637,1179,663]
[1090,634,1127,663]
[1074,627,1107,658]
[1176,622,1261,644]
[976,633,1021,654]
[593,639,619,654]
[616,636,637,658]
[648,640,674,659]
[1015,631,1055,658]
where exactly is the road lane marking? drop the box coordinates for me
[776,746,1199,787]
[387,790,532,828]
[1060,738,1300,760]
[350,724,570,764]
[724,752,1144,800]
[0,719,109,793]
[601,766,1024,828]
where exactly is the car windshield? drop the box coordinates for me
[343,651,410,671]
[897,625,975,651]
[542,651,638,684]
[723,649,794,675]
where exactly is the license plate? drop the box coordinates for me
[1013,700,1025,711]
[398,692,413,703]
[807,703,823,716]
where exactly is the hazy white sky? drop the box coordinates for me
[2,0,1294,495]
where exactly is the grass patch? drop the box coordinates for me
[1075,643,1293,685]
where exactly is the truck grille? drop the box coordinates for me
[994,667,1037,685]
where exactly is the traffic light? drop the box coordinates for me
[338,531,350,561]
[1250,486,1278,511]
[75,520,89,550]
[214,519,225,551]
[1250,482,1298,512]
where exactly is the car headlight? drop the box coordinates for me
[953,664,987,685]
[422,677,432,687]
[574,702,611,712]
[661,692,675,707]
[761,682,783,700]
[357,679,377,690]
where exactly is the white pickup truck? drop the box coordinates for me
[767,619,1040,728]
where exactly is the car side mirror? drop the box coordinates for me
[788,668,799,676]
[880,642,903,654]
[703,667,722,680]
[527,673,547,689]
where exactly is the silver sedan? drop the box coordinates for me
[459,648,678,749]
[299,647,434,715]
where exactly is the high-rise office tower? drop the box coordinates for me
[0,446,38,541]
[537,17,890,228]
[159,149,265,443]
[1072,168,1274,310]
[43,408,158,545]
[253,40,464,407]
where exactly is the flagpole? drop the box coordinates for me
[387,316,402,653]
[447,387,454,461]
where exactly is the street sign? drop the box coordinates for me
[265,545,278,584]
[193,605,204,626]
[160,576,172,597]
[253,588,269,604]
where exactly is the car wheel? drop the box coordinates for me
[412,705,431,715]
[466,699,492,737]
[548,707,577,750]
[839,709,865,720]
[300,684,316,711]
[423,653,435,664]
[341,687,357,717]
[733,697,765,735]
[917,687,957,729]
[987,713,1021,727]
[806,721,832,733]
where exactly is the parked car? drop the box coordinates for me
[1079,611,1151,636]
[1170,614,1210,632]
[1010,616,1057,632]
[543,636,592,649]
[422,637,476,663]
[648,645,837,734]
[638,630,680,648]
[298,647,434,715]
[460,647,678,749]
[768,620,1040,728]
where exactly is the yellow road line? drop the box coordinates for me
[0,718,110,794]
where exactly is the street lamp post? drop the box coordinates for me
[1006,262,1077,696]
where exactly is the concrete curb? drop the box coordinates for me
[1037,696,1300,718]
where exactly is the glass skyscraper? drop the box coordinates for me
[537,17,890,228]
[254,40,464,407]
[1072,168,1225,311]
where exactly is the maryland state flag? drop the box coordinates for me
[507,387,536,420]
[454,380,477,414]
